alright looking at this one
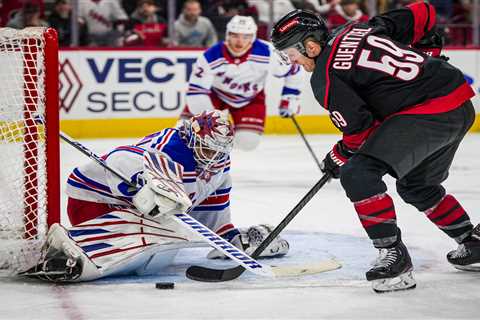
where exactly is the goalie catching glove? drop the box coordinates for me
[133,151,192,219]
[207,224,290,259]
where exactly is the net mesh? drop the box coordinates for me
[0,28,49,275]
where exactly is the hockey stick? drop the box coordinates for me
[186,173,332,282]
[291,115,323,172]
[59,131,273,278]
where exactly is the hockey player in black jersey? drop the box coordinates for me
[271,2,479,293]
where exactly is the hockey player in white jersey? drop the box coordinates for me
[22,111,289,282]
[180,15,304,151]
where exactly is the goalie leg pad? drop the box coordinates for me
[20,223,101,282]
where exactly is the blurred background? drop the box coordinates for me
[2,0,478,47]
[1,0,478,139]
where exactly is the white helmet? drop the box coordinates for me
[226,15,258,40]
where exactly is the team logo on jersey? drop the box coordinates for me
[59,58,83,113]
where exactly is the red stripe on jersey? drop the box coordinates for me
[324,25,354,109]
[156,129,175,151]
[200,194,230,205]
[216,223,235,235]
[393,82,474,117]
[408,2,436,44]
[342,120,380,150]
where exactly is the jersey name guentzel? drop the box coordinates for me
[333,27,372,70]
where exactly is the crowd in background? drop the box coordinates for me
[0,0,476,47]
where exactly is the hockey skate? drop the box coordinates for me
[366,240,416,293]
[447,224,480,271]
[207,224,289,259]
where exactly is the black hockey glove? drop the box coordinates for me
[320,141,355,179]
[412,30,449,61]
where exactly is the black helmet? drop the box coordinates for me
[271,10,329,57]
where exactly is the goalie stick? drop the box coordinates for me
[291,115,323,172]
[59,131,273,278]
[186,173,332,282]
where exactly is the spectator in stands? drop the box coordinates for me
[1,0,45,28]
[247,0,295,24]
[299,0,341,15]
[123,0,167,47]
[6,2,48,29]
[79,0,128,47]
[48,0,89,47]
[173,0,218,47]
[204,0,260,40]
[328,0,369,29]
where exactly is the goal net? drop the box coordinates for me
[0,27,60,275]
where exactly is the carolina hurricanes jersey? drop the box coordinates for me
[186,39,304,111]
[310,1,475,150]
[66,128,236,237]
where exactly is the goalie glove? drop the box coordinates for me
[207,225,289,259]
[133,152,192,218]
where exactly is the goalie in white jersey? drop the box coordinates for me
[22,111,289,282]
[180,15,305,151]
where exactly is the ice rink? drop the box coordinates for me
[1,132,480,319]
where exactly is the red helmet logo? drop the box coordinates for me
[279,18,299,33]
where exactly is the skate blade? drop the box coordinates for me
[453,263,480,272]
[372,271,416,293]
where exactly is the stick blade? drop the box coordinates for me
[186,265,245,282]
[271,260,342,277]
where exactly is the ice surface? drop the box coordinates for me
[1,133,479,319]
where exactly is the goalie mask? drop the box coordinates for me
[182,110,234,172]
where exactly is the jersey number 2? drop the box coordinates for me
[357,36,424,81]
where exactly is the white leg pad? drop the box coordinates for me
[66,210,198,281]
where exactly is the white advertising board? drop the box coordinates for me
[59,49,479,121]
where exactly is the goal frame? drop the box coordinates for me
[40,27,60,231]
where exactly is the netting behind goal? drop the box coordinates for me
[0,27,60,275]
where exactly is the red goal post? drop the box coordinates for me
[0,27,60,275]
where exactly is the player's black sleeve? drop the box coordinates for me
[368,1,436,46]
[327,75,376,149]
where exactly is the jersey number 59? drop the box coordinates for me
[357,36,425,81]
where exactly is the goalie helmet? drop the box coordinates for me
[182,110,234,172]
[226,15,258,39]
[271,10,329,57]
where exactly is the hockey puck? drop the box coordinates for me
[155,282,175,289]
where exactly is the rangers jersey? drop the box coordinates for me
[311,1,475,150]
[186,39,304,111]
[66,128,237,238]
